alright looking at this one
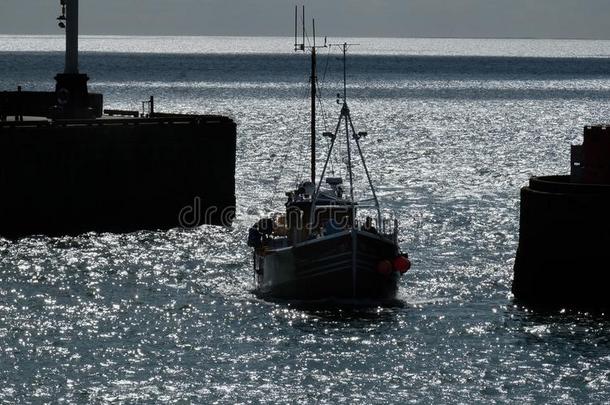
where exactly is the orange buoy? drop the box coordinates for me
[393,255,411,274]
[376,260,393,276]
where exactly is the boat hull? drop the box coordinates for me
[255,230,401,300]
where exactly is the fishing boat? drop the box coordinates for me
[247,9,411,301]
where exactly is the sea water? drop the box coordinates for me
[1,36,610,403]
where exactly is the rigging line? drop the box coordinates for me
[324,44,344,177]
[304,26,312,48]
[333,124,343,177]
[321,44,332,84]
[316,52,341,176]
[270,70,310,206]
[295,127,308,185]
[295,67,312,185]
[317,45,334,130]
[314,53,329,124]
[315,80,328,132]
[349,114,381,224]
[313,80,334,176]
[333,106,344,178]
[316,91,338,176]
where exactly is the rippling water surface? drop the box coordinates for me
[1,36,610,403]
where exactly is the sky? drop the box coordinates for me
[2,0,610,39]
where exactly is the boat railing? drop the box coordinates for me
[353,212,400,240]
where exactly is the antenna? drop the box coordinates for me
[294,6,327,53]
[294,5,305,52]
[302,5,305,50]
[328,42,359,103]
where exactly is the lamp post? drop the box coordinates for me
[64,0,79,74]
[54,0,91,118]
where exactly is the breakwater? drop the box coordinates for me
[0,115,235,238]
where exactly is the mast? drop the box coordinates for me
[342,42,347,103]
[341,43,356,226]
[310,43,317,184]
[312,42,382,230]
[295,6,319,185]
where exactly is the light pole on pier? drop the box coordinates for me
[54,0,92,118]
[64,0,79,74]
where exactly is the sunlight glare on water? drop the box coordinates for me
[1,36,610,403]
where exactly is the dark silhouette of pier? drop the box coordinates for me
[0,0,236,239]
[513,126,610,310]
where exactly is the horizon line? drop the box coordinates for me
[1,33,610,42]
